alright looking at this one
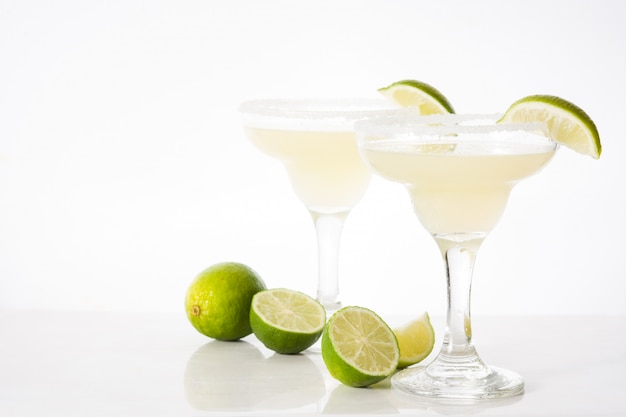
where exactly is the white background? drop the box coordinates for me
[0,0,623,316]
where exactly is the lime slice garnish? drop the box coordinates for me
[393,312,435,369]
[321,306,399,387]
[250,288,326,354]
[499,94,601,159]
[378,79,455,114]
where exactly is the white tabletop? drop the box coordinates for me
[0,310,624,416]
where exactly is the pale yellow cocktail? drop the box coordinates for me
[356,114,557,400]
[363,141,555,236]
[240,99,394,310]
[245,128,371,213]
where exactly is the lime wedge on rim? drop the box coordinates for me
[250,288,326,354]
[393,312,435,369]
[378,79,455,114]
[321,306,400,387]
[499,95,601,159]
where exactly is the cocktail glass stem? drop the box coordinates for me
[310,211,348,312]
[431,234,490,376]
[391,232,524,399]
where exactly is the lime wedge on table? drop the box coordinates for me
[250,288,326,354]
[393,312,435,369]
[378,79,455,114]
[322,306,400,387]
[499,95,601,159]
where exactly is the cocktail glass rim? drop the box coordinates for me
[239,98,402,130]
[355,112,555,146]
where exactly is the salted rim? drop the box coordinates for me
[355,113,554,138]
[355,113,558,153]
[239,98,402,130]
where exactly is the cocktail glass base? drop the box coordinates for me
[392,363,524,401]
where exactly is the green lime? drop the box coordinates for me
[321,306,399,387]
[185,262,266,341]
[498,94,601,159]
[393,312,435,369]
[250,288,326,354]
[378,79,455,114]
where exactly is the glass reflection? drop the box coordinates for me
[184,340,324,412]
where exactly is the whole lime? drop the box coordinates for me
[185,262,266,341]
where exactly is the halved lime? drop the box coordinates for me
[378,79,455,114]
[393,312,435,369]
[321,306,399,387]
[499,95,601,159]
[250,288,326,354]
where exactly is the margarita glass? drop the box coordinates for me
[240,99,394,311]
[356,113,557,400]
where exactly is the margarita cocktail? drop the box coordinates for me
[240,99,394,310]
[356,114,557,400]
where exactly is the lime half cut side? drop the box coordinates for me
[322,306,400,387]
[393,312,435,369]
[499,94,601,159]
[250,288,326,354]
[378,79,455,114]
